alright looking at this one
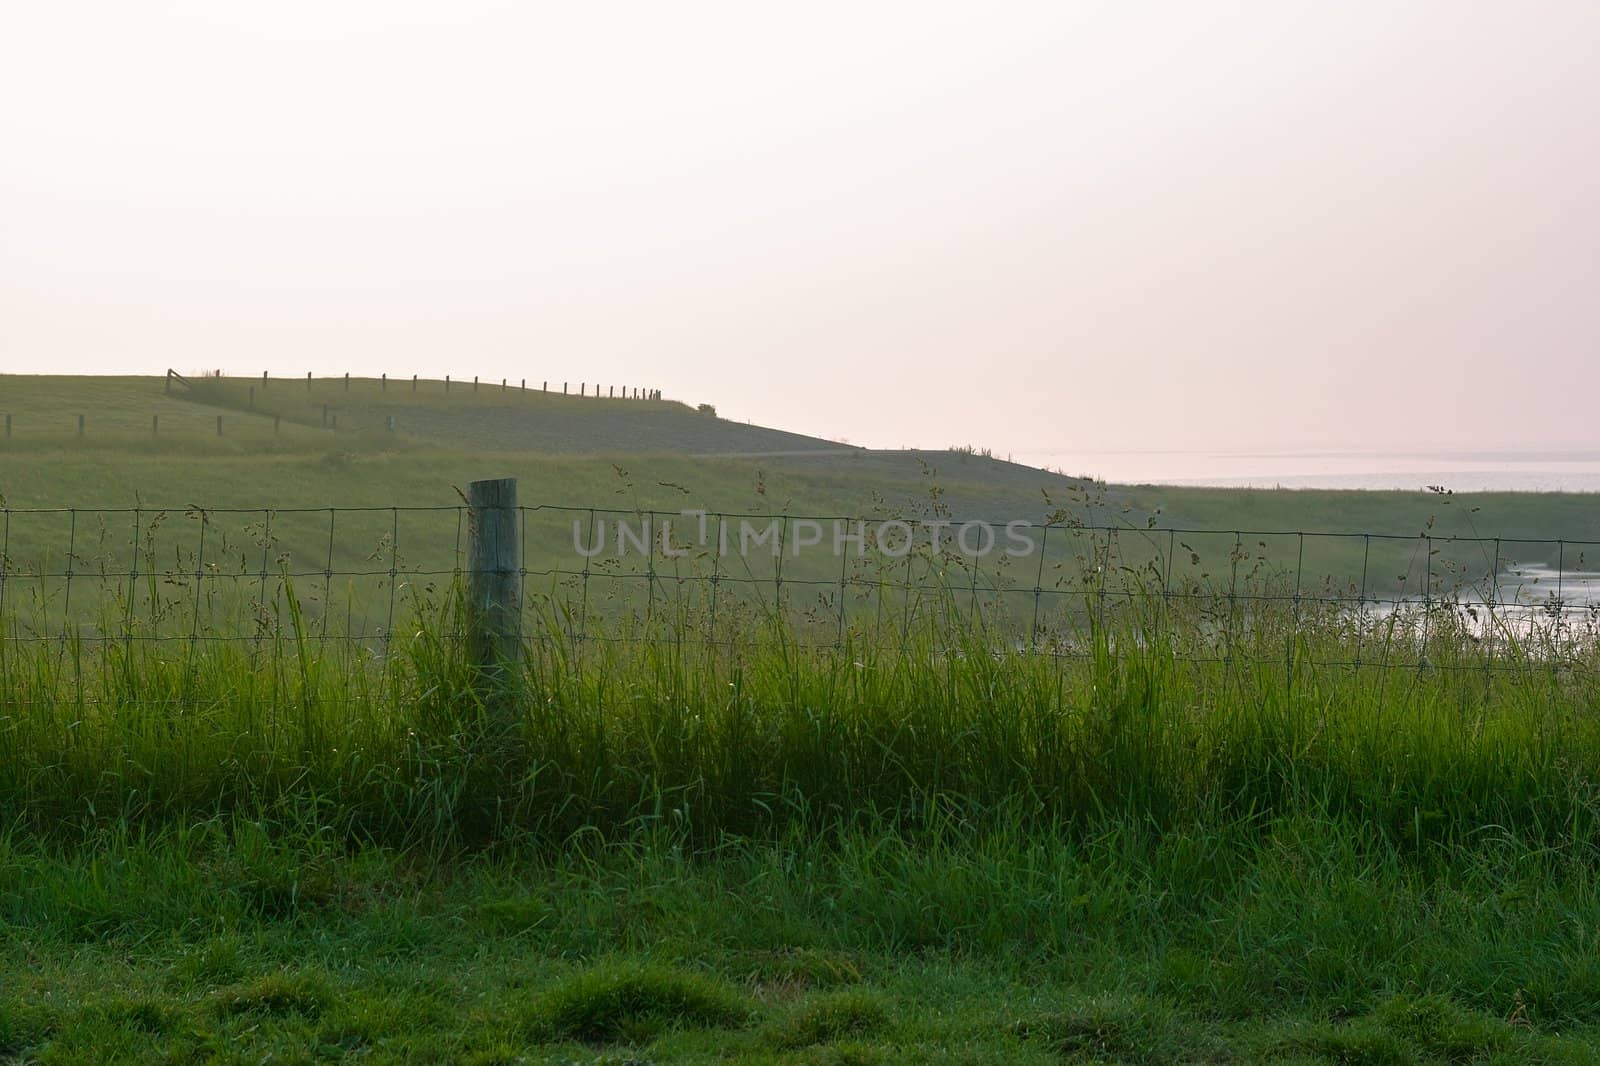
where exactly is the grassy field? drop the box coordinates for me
[4,577,1600,1061]
[2,374,1597,615]
[5,373,1600,1062]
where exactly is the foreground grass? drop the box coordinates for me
[6,582,1600,1060]
[7,817,1600,1064]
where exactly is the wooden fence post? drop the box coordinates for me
[412,374,418,392]
[467,477,522,689]
[307,372,312,390]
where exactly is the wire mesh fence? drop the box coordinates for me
[2,497,1598,678]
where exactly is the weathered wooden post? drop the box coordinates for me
[306,371,312,390]
[467,477,522,691]
[344,372,350,390]
[446,375,451,393]
[262,370,268,389]
[381,373,386,390]
[412,374,418,392]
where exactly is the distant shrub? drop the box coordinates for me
[697,403,717,417]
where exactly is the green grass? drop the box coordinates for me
[0,577,1597,1057]
[6,372,1600,1060]
[6,818,1600,1062]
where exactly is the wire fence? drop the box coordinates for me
[2,495,1598,680]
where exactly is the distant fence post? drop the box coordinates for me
[262,370,268,389]
[381,373,386,391]
[344,372,350,390]
[306,372,312,390]
[467,477,522,689]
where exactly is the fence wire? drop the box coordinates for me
[1,502,1598,685]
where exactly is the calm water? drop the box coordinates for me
[1014,449,1600,493]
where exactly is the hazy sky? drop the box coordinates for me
[2,2,1596,458]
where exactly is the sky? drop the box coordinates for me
[2,2,1597,463]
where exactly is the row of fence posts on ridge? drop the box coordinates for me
[0,375,665,439]
[167,370,663,400]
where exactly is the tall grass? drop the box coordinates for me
[3,570,1598,856]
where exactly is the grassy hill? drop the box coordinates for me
[182,373,865,457]
[0,374,1120,528]
[2,374,1597,612]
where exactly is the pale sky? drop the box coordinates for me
[2,2,1596,459]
